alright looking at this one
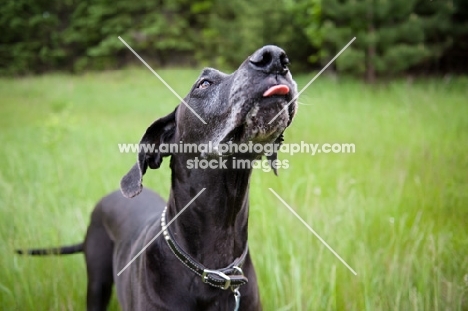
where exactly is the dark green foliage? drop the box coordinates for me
[64,0,197,71]
[441,0,468,72]
[0,0,319,75]
[321,0,460,81]
[0,0,466,77]
[0,0,72,74]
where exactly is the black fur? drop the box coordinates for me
[17,45,298,311]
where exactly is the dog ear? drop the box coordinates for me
[121,107,178,198]
[266,133,284,176]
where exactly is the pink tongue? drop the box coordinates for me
[263,84,290,97]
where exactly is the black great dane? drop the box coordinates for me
[17,45,298,311]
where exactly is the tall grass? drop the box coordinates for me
[0,69,467,310]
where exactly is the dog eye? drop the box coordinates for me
[198,79,211,89]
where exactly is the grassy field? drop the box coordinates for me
[0,68,467,311]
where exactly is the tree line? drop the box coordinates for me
[1,0,467,81]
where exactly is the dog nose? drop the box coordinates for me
[249,45,289,75]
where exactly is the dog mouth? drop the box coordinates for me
[246,83,293,139]
[219,83,294,146]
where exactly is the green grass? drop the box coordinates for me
[1,69,467,310]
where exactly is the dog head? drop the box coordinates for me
[121,45,298,198]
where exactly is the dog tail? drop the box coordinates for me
[15,243,84,256]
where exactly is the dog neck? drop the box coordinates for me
[164,152,258,269]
